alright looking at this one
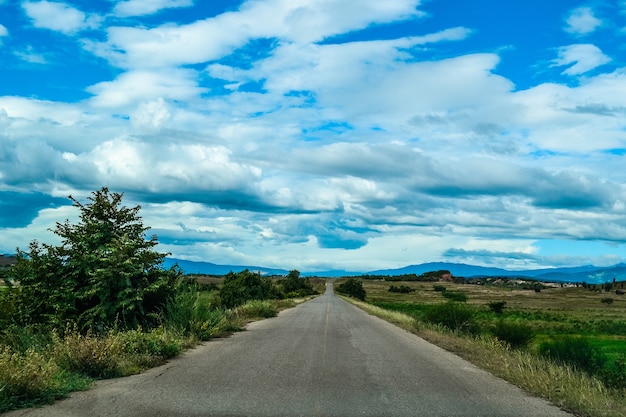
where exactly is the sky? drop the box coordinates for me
[2,0,626,273]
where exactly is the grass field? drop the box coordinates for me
[340,278,626,417]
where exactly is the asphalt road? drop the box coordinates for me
[5,283,573,417]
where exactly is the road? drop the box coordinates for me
[5,283,573,417]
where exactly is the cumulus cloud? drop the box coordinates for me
[552,44,611,75]
[86,69,207,108]
[88,0,425,69]
[565,6,602,35]
[113,0,194,17]
[0,23,8,40]
[22,1,100,34]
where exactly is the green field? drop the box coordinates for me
[336,278,626,416]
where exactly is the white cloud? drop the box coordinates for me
[88,0,424,69]
[552,44,611,75]
[86,69,207,108]
[565,6,602,35]
[22,1,100,35]
[0,23,8,38]
[14,45,47,64]
[113,0,194,17]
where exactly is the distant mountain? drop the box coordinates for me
[165,258,623,284]
[370,262,623,284]
[163,258,289,276]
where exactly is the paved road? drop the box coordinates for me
[6,283,573,417]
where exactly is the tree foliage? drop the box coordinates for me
[336,278,366,300]
[219,269,279,308]
[3,188,181,330]
[279,270,316,297]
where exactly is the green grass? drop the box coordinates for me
[355,280,626,417]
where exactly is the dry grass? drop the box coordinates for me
[343,293,626,417]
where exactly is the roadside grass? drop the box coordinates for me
[343,281,626,417]
[0,293,292,414]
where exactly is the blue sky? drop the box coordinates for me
[2,0,626,272]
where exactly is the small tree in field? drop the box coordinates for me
[7,187,181,330]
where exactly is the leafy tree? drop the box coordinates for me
[336,278,366,300]
[219,269,279,308]
[280,269,316,297]
[5,187,181,330]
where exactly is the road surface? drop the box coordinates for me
[5,283,572,417]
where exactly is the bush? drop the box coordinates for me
[488,301,507,314]
[433,285,447,292]
[601,297,613,305]
[423,302,479,334]
[441,290,467,302]
[219,270,279,308]
[388,285,415,294]
[491,320,535,349]
[538,336,605,375]
[336,278,366,300]
[280,270,317,298]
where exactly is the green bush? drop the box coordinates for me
[423,302,478,334]
[487,301,507,314]
[491,320,535,349]
[280,270,317,298]
[538,336,605,375]
[441,290,467,302]
[219,270,279,308]
[388,285,415,294]
[433,285,447,292]
[336,278,366,300]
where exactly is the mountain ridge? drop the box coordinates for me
[164,258,623,283]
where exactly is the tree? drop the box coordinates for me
[219,269,279,308]
[336,278,366,301]
[6,187,181,330]
[280,269,316,297]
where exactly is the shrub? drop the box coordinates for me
[280,270,317,298]
[423,302,479,334]
[601,297,614,305]
[538,336,605,375]
[336,278,366,300]
[219,270,279,308]
[488,301,507,314]
[388,285,415,294]
[441,290,467,302]
[491,320,535,349]
[433,285,447,292]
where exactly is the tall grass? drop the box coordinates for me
[345,297,626,417]
[0,293,283,413]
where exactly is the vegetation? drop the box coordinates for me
[278,269,318,298]
[0,188,305,413]
[348,278,626,417]
[335,278,366,300]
